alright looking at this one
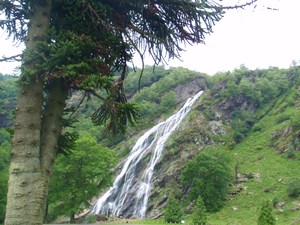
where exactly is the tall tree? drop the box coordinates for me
[47,132,116,223]
[181,149,232,212]
[192,196,207,225]
[0,0,256,224]
[164,194,183,223]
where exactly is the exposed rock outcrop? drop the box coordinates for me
[173,77,207,104]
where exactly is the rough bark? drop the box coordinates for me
[40,81,68,178]
[5,81,67,225]
[4,1,55,225]
[40,80,68,219]
[5,80,44,225]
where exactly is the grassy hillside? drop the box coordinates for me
[39,65,300,225]
[208,116,300,224]
[135,66,300,224]
[212,89,300,225]
[89,66,300,224]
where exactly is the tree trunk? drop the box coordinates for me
[40,80,68,217]
[70,213,76,224]
[3,1,66,225]
[5,81,67,225]
[5,80,45,225]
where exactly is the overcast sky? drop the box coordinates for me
[164,0,300,74]
[1,0,299,75]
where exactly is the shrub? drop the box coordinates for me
[286,145,296,159]
[272,196,280,207]
[290,113,300,129]
[164,194,183,223]
[275,113,290,124]
[192,196,207,225]
[287,178,300,198]
[84,214,97,223]
[257,201,276,225]
[252,123,263,132]
[181,149,232,212]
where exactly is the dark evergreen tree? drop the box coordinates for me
[164,194,183,223]
[192,196,207,225]
[257,201,276,225]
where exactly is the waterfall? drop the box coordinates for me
[92,91,203,218]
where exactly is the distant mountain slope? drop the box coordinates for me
[136,66,300,224]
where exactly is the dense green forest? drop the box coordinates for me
[0,75,16,223]
[0,65,300,224]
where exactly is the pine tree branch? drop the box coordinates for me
[0,54,22,62]
[219,0,258,10]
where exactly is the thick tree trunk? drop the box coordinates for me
[5,81,45,225]
[4,1,61,225]
[5,81,67,225]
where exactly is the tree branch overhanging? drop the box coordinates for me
[219,0,258,10]
[0,53,22,62]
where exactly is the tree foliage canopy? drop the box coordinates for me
[257,201,276,225]
[192,196,207,225]
[181,148,232,212]
[164,194,183,223]
[0,145,9,223]
[47,132,116,221]
[0,0,224,79]
[0,0,228,135]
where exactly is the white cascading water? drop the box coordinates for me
[92,91,203,218]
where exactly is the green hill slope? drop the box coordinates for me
[144,66,300,224]
[208,96,300,224]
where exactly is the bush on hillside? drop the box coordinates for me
[192,196,207,225]
[286,145,296,159]
[287,178,300,198]
[275,113,290,124]
[164,194,183,223]
[181,148,232,212]
[290,113,300,129]
[257,201,276,225]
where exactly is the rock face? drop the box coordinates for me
[96,214,108,221]
[173,77,207,104]
[146,101,218,218]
